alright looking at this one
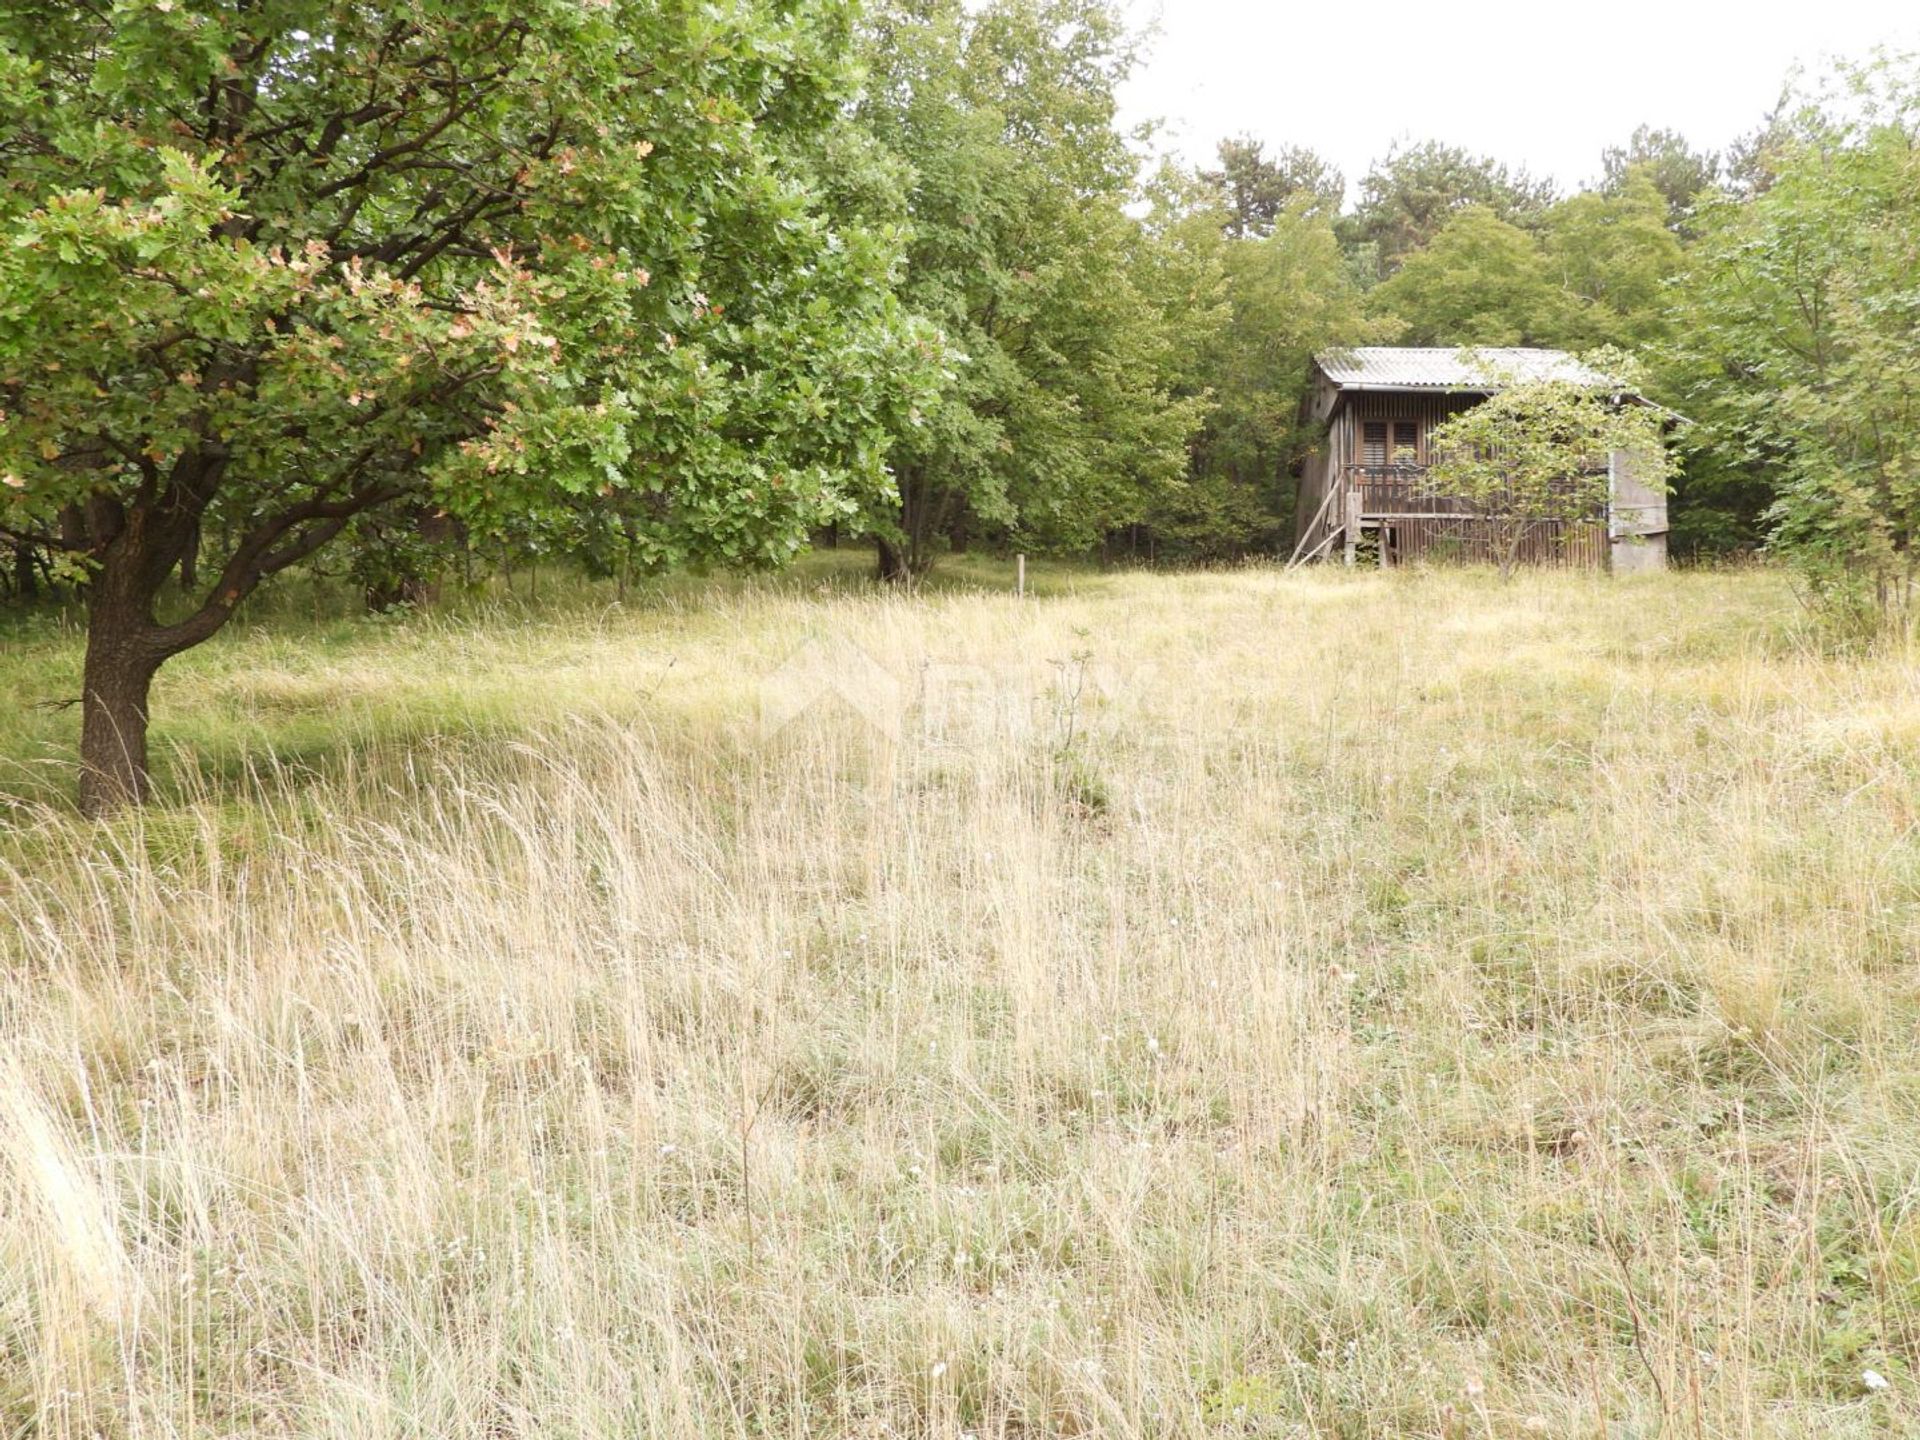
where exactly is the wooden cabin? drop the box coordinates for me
[1292,347,1669,572]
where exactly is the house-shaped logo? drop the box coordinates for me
[758,637,905,742]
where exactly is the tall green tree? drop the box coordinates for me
[856,0,1204,578]
[1368,205,1567,346]
[1540,170,1685,347]
[1669,68,1920,623]
[1199,136,1343,237]
[1367,177,1682,354]
[1344,141,1555,278]
[1601,125,1719,233]
[1146,187,1382,560]
[0,0,926,811]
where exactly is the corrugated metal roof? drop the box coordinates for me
[1314,347,1620,391]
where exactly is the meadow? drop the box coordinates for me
[4,558,1920,1438]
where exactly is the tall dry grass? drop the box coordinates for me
[3,564,1920,1437]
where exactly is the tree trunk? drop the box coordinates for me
[178,518,200,593]
[11,540,35,600]
[1498,522,1524,582]
[365,574,439,612]
[78,602,163,816]
[876,536,911,583]
[62,445,404,813]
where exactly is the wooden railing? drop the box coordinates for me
[1289,460,1615,570]
[1342,463,1471,516]
[1343,462,1607,518]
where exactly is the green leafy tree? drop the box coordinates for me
[1669,66,1920,625]
[1723,97,1806,198]
[856,0,1204,579]
[0,0,927,811]
[1199,136,1343,237]
[1344,140,1555,278]
[1368,206,1569,346]
[1601,125,1719,233]
[1427,354,1676,579]
[1147,189,1385,560]
[1540,170,1685,347]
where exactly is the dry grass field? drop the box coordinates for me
[4,560,1920,1437]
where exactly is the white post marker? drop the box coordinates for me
[1016,554,1026,598]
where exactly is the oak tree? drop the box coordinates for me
[0,0,924,811]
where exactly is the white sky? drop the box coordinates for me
[1115,0,1920,199]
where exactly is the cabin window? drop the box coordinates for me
[1361,419,1420,467]
[1361,422,1388,466]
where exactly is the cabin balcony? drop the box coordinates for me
[1341,462,1474,517]
[1288,461,1613,570]
[1341,462,1608,519]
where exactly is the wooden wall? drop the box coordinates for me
[1338,390,1480,459]
[1295,385,1480,556]
[1608,446,1669,573]
[1382,517,1609,568]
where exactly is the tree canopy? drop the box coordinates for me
[1368,206,1564,346]
[852,0,1206,579]
[1344,140,1557,277]
[0,0,929,809]
[1601,124,1720,233]
[1668,67,1920,622]
[1200,136,1344,237]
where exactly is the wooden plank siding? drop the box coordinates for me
[1383,516,1609,568]
[1339,390,1480,459]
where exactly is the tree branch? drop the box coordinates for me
[0,522,87,553]
[149,481,411,655]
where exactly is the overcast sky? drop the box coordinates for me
[1114,0,1920,199]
